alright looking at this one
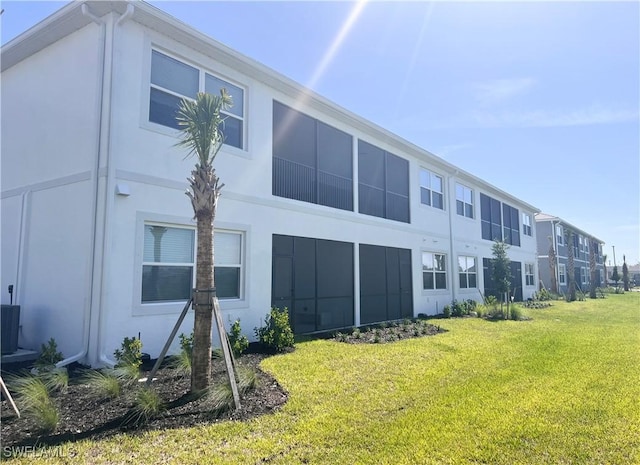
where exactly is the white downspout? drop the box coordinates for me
[96,4,135,367]
[57,5,107,367]
[447,172,457,304]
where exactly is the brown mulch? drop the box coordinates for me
[334,320,445,344]
[0,353,288,448]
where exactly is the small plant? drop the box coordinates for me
[114,336,142,368]
[127,387,165,425]
[211,348,223,359]
[373,333,381,344]
[510,306,525,321]
[34,338,64,370]
[237,366,258,394]
[255,307,295,353]
[475,305,486,318]
[443,305,452,318]
[41,367,69,393]
[229,319,249,356]
[207,382,234,412]
[11,375,59,432]
[82,369,122,399]
[352,328,361,339]
[169,332,194,376]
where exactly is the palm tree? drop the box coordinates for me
[589,239,597,299]
[176,90,232,392]
[548,236,558,294]
[602,253,608,287]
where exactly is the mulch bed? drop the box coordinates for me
[1,353,288,448]
[334,320,445,344]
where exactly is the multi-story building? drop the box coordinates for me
[1,1,539,366]
[535,213,605,294]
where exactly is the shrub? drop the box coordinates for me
[229,319,249,356]
[443,305,452,318]
[475,305,487,318]
[34,338,63,370]
[41,367,69,393]
[207,382,234,412]
[255,307,295,353]
[82,369,122,399]
[352,328,361,339]
[451,300,465,317]
[510,306,524,321]
[11,375,59,433]
[127,387,165,425]
[237,366,258,394]
[112,364,141,385]
[114,336,142,368]
[169,333,193,377]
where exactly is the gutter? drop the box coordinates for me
[57,3,135,368]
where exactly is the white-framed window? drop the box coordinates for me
[458,256,477,289]
[214,231,244,299]
[149,49,245,149]
[142,224,195,303]
[420,169,444,210]
[579,235,584,252]
[584,238,589,254]
[423,252,447,290]
[455,184,474,218]
[556,225,564,245]
[140,222,245,305]
[558,263,566,285]
[581,266,588,285]
[525,263,535,286]
[522,213,532,236]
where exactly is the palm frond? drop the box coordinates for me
[175,90,232,166]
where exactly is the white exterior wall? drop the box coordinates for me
[2,3,539,365]
[1,23,102,360]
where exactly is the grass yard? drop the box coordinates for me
[8,293,639,464]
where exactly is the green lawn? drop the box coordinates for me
[14,293,640,464]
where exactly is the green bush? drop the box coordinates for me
[35,338,63,370]
[229,319,249,356]
[114,336,142,368]
[169,332,193,376]
[254,307,295,353]
[443,305,452,318]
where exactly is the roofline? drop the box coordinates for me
[534,213,605,244]
[1,0,540,213]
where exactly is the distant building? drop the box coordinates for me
[535,213,605,294]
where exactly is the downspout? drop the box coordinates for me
[447,172,457,303]
[95,3,135,367]
[57,4,107,367]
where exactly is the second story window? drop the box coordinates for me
[556,225,564,245]
[149,50,245,149]
[480,193,520,246]
[456,184,474,218]
[522,213,532,236]
[420,169,444,210]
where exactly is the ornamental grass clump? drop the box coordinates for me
[11,375,59,433]
[126,387,165,426]
[82,370,122,399]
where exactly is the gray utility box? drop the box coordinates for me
[1,305,20,354]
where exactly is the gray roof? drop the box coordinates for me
[535,212,605,244]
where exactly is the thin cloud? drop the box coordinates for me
[473,78,537,106]
[468,104,639,128]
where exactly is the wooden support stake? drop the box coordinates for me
[0,375,20,418]
[213,296,240,410]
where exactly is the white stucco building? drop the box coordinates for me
[1,1,539,367]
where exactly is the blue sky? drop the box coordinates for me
[2,1,639,265]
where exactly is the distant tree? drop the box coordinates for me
[491,240,511,318]
[565,229,576,302]
[622,255,630,291]
[589,239,597,299]
[611,265,620,288]
[548,236,558,294]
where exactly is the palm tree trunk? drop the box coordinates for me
[548,238,558,294]
[589,241,597,298]
[567,230,576,301]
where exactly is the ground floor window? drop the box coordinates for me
[423,252,447,290]
[142,223,244,303]
[525,263,535,286]
[458,256,477,289]
[558,264,567,285]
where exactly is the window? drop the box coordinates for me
[556,225,564,245]
[558,264,566,285]
[522,213,532,236]
[214,231,243,299]
[480,193,520,246]
[142,225,195,303]
[141,224,244,303]
[525,263,535,286]
[579,235,584,252]
[580,267,588,285]
[358,140,410,223]
[420,169,444,210]
[456,184,474,218]
[458,256,477,289]
[584,239,589,254]
[149,50,245,149]
[423,252,447,290]
[272,102,353,211]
